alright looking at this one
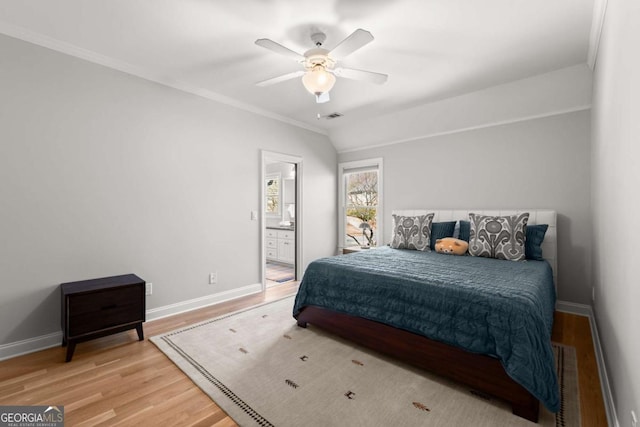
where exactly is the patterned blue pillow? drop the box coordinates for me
[430,221,456,250]
[391,214,434,251]
[525,224,549,261]
[469,213,529,261]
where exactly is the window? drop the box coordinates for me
[338,158,383,249]
[266,173,281,216]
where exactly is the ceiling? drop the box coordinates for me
[0,0,595,143]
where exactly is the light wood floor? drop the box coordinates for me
[552,310,608,426]
[0,282,607,426]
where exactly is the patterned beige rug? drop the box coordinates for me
[151,296,580,426]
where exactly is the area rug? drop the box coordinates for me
[266,262,295,283]
[151,296,580,427]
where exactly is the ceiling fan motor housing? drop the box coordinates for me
[302,48,335,70]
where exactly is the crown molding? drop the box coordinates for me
[0,22,328,136]
[336,105,591,154]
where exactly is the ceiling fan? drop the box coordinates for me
[255,29,388,104]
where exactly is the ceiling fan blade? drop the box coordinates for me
[315,92,330,104]
[333,67,388,85]
[256,70,305,87]
[255,38,305,61]
[328,29,374,59]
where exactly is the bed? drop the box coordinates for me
[293,209,558,423]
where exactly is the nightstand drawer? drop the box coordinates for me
[67,286,143,337]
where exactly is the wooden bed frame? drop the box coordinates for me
[295,305,539,422]
[295,209,558,423]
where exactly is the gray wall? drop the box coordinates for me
[0,34,337,345]
[339,110,591,304]
[591,0,640,422]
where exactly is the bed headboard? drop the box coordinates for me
[390,209,557,286]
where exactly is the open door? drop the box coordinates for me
[261,152,302,289]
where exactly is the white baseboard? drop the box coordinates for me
[556,300,619,427]
[145,283,263,322]
[0,283,263,362]
[555,300,592,316]
[0,331,63,362]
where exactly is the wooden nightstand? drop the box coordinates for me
[342,247,372,254]
[61,274,145,362]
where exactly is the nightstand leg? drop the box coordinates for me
[135,323,144,341]
[65,342,76,362]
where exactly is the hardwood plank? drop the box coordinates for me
[0,281,606,426]
[66,366,184,424]
[552,311,608,427]
[76,409,117,427]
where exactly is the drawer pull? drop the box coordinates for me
[101,304,117,310]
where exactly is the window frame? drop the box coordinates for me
[265,172,282,218]
[338,158,383,251]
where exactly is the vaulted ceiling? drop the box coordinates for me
[0,0,596,151]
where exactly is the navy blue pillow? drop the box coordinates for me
[430,221,456,250]
[525,224,548,261]
[458,220,471,242]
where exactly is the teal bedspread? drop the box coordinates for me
[293,246,559,412]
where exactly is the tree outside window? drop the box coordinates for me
[345,170,378,247]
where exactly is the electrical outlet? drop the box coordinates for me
[631,410,637,427]
[209,272,217,285]
[145,282,153,296]
[251,210,258,221]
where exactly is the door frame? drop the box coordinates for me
[261,150,303,290]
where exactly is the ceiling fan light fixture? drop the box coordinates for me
[256,28,386,103]
[301,65,336,96]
